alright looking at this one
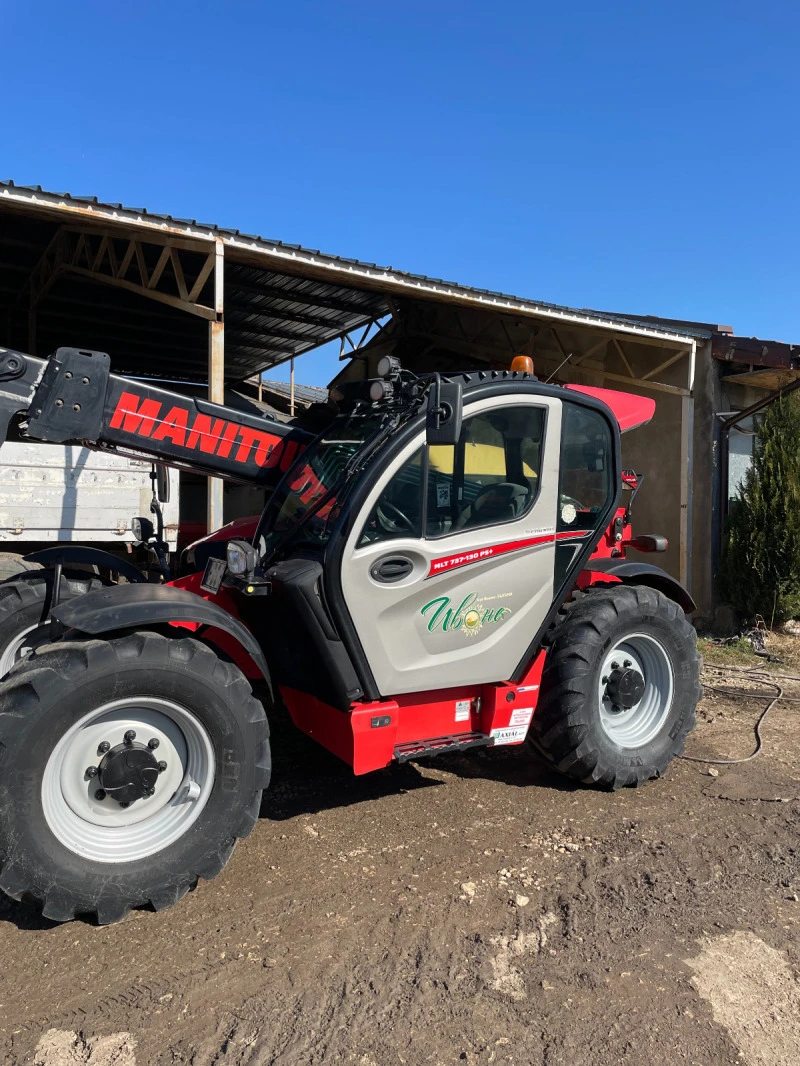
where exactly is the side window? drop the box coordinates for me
[357,448,424,546]
[358,404,546,546]
[557,404,614,531]
[426,406,545,537]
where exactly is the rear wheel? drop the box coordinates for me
[0,571,105,678]
[0,630,270,923]
[529,585,701,789]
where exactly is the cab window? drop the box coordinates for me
[557,403,614,531]
[358,405,545,546]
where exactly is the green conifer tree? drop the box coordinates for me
[720,391,800,624]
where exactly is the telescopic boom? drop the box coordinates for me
[0,346,313,488]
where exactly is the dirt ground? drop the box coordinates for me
[2,653,800,1066]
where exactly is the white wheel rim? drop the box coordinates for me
[0,622,50,677]
[597,632,674,748]
[41,697,215,864]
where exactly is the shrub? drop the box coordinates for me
[720,391,800,625]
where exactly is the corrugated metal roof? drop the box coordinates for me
[0,180,699,351]
[0,185,389,381]
[260,379,329,405]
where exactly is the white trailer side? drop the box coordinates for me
[0,444,179,550]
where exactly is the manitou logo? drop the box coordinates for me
[109,391,300,471]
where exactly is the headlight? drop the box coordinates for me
[226,539,256,575]
[369,378,394,403]
[131,516,153,544]
[376,355,401,378]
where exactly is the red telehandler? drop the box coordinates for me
[0,345,701,923]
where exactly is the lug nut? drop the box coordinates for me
[157,760,167,773]
[94,789,106,801]
[97,741,110,754]
[124,730,136,744]
[85,766,98,778]
[611,662,620,670]
[144,788,155,797]
[119,801,130,809]
[602,676,609,684]
[623,659,632,668]
[148,738,160,750]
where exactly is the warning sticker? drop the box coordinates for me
[509,706,534,728]
[437,482,451,507]
[490,725,528,746]
[455,699,471,722]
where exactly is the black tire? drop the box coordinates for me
[0,630,270,924]
[529,585,702,789]
[0,570,106,678]
[0,552,42,583]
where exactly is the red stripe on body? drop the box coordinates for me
[426,528,589,577]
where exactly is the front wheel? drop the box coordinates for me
[0,570,106,678]
[0,631,270,923]
[529,585,701,789]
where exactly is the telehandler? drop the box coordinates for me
[0,345,701,923]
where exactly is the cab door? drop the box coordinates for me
[339,396,566,696]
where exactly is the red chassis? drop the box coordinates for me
[169,474,661,776]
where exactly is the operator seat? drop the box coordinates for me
[453,482,531,530]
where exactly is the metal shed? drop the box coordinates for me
[0,180,698,582]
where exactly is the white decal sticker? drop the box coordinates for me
[490,725,528,746]
[561,503,577,525]
[517,685,539,692]
[509,706,534,728]
[455,699,471,722]
[437,482,451,507]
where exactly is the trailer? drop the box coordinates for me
[0,442,179,575]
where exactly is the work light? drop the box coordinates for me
[227,539,257,576]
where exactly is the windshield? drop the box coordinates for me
[255,413,386,559]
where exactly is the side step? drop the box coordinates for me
[394,731,492,762]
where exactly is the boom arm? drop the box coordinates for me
[0,346,313,488]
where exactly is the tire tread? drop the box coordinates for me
[530,585,701,789]
[0,630,270,924]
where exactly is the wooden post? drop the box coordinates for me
[680,342,697,594]
[207,239,225,533]
[679,393,694,592]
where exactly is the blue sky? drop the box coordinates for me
[3,1,799,386]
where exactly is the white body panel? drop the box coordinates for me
[341,397,563,696]
[0,444,180,548]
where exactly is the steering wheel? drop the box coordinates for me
[376,500,415,535]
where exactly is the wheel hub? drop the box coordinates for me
[43,697,215,864]
[597,635,675,748]
[604,666,645,710]
[97,741,161,805]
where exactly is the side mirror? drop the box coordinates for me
[425,375,463,446]
[156,464,171,504]
[132,516,155,544]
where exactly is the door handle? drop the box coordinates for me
[370,556,414,583]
